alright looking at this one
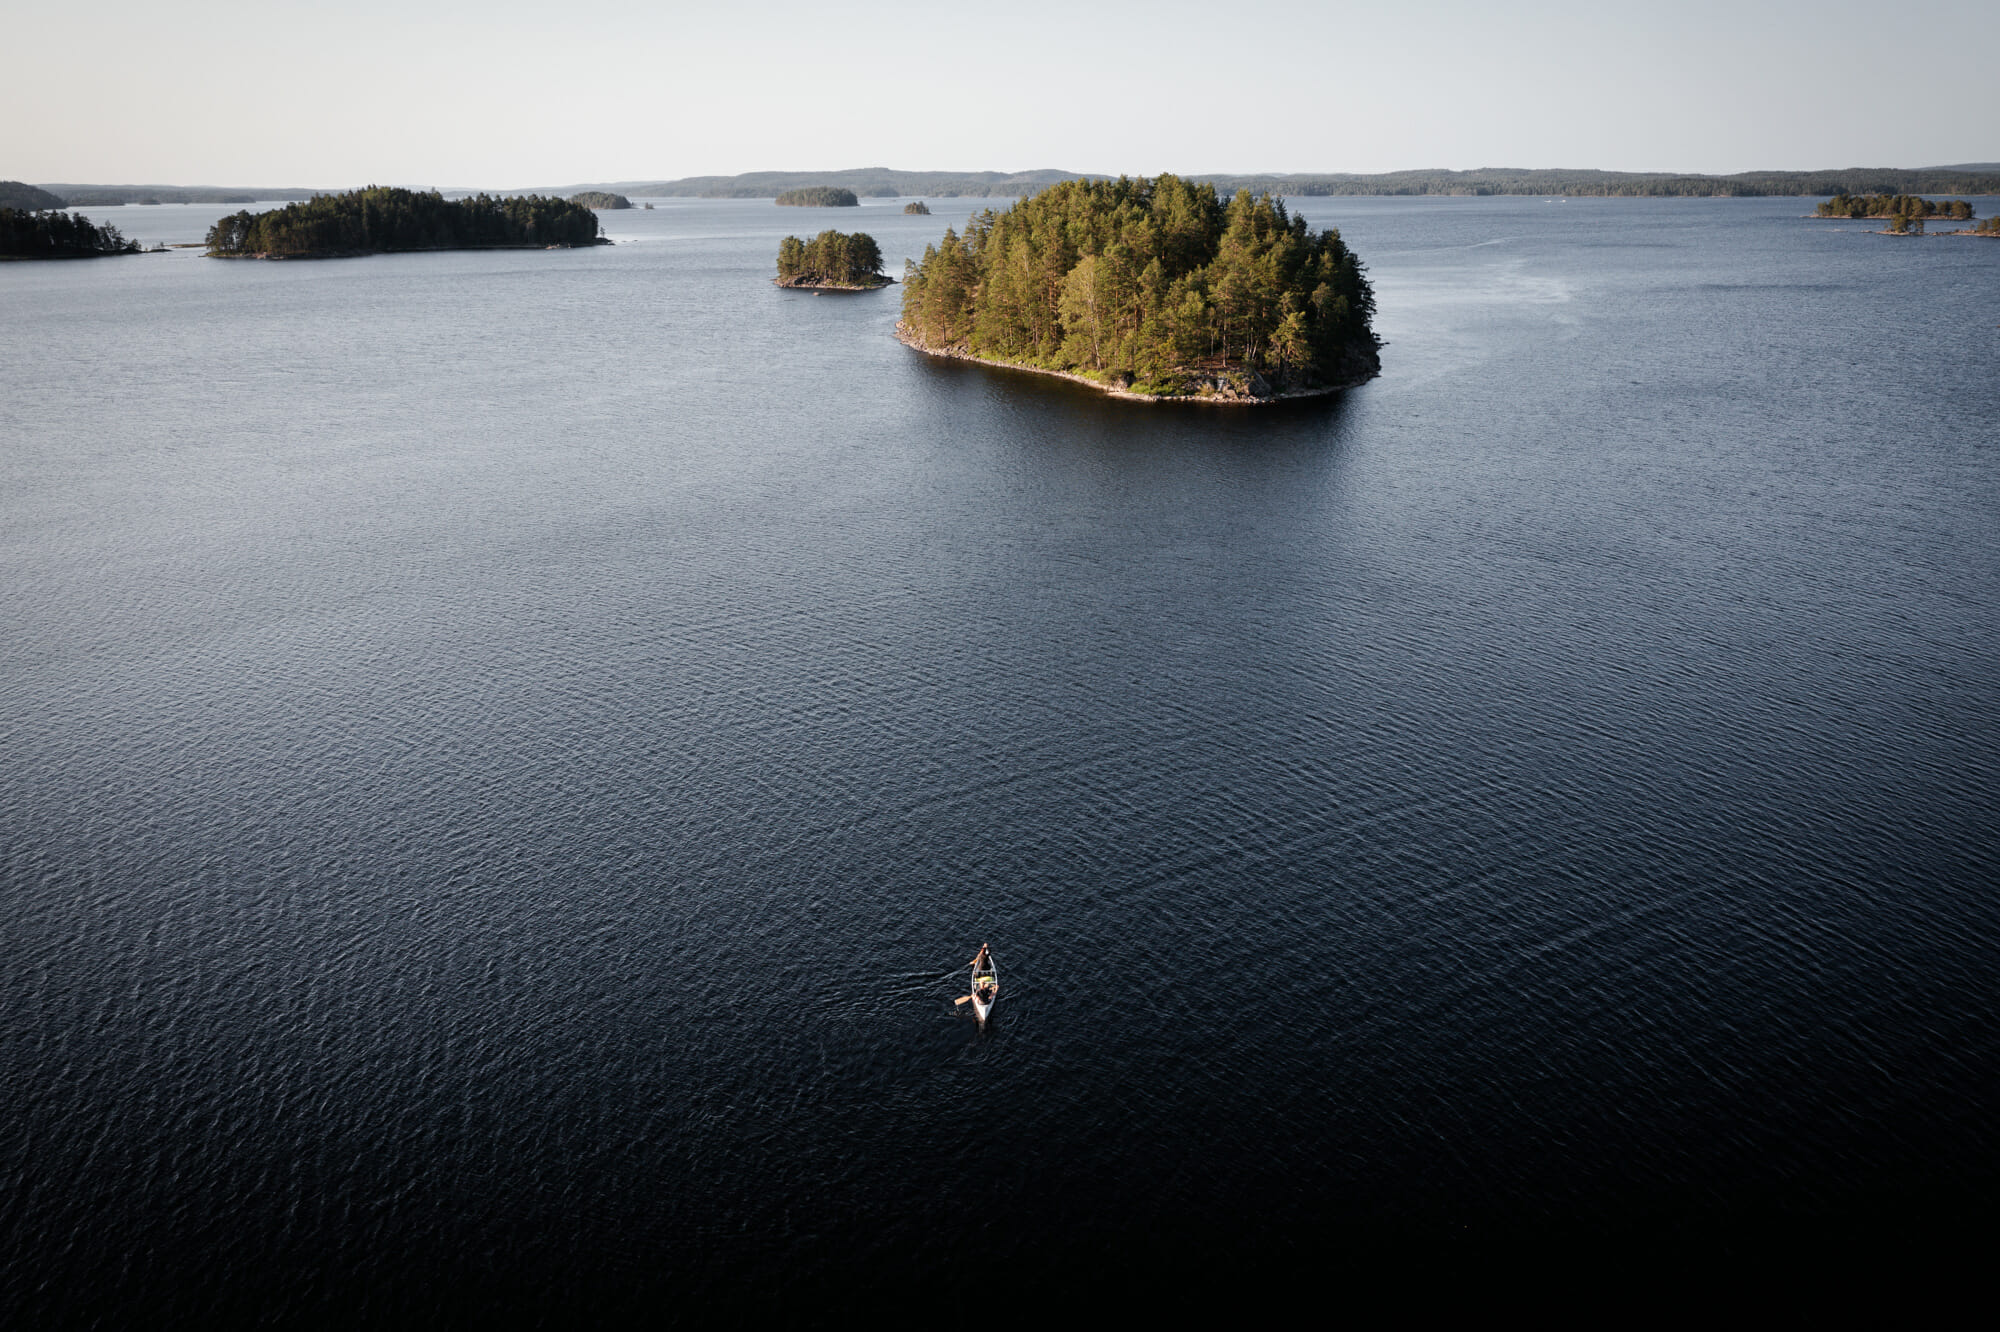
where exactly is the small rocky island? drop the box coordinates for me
[1,207,139,259]
[775,230,890,290]
[569,191,633,210]
[776,187,859,207]
[898,174,1379,403]
[903,200,931,215]
[204,186,607,259]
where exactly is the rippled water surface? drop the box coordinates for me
[4,197,1998,1317]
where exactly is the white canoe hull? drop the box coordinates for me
[971,992,991,1023]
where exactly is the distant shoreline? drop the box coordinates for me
[33,167,2000,206]
[534,165,2000,201]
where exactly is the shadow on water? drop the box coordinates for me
[904,347,1367,456]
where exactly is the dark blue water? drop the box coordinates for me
[4,197,1997,1319]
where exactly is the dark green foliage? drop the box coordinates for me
[1,181,66,210]
[776,230,885,287]
[0,208,138,258]
[776,187,860,207]
[904,201,932,215]
[1817,193,1974,220]
[1974,215,2000,236]
[204,187,602,258]
[569,191,632,209]
[900,175,1378,396]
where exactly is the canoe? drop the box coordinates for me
[967,944,999,1024]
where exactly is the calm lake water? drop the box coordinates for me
[4,195,1997,1318]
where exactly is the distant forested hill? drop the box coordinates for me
[1,181,65,210]
[570,164,2000,199]
[35,184,321,205]
[205,187,605,258]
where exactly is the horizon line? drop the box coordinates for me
[25,162,2000,196]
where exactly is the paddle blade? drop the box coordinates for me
[954,995,973,1005]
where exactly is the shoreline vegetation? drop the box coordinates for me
[204,187,606,259]
[1814,193,1975,221]
[776,187,859,207]
[1806,192,1994,237]
[898,174,1379,404]
[775,230,890,289]
[1872,224,2000,237]
[893,324,1369,403]
[1,207,139,260]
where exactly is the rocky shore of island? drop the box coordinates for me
[895,322,1369,404]
[776,274,895,290]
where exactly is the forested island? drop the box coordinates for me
[775,230,889,289]
[1816,194,1975,220]
[898,175,1378,403]
[204,187,605,258]
[1,208,139,259]
[904,200,931,214]
[1972,216,2000,237]
[570,191,632,209]
[776,187,859,207]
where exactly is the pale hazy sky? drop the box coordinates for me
[7,0,1994,186]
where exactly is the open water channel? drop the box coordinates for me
[3,194,1997,1318]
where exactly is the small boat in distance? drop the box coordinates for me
[956,944,1000,1024]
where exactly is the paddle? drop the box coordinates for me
[954,995,973,1006]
